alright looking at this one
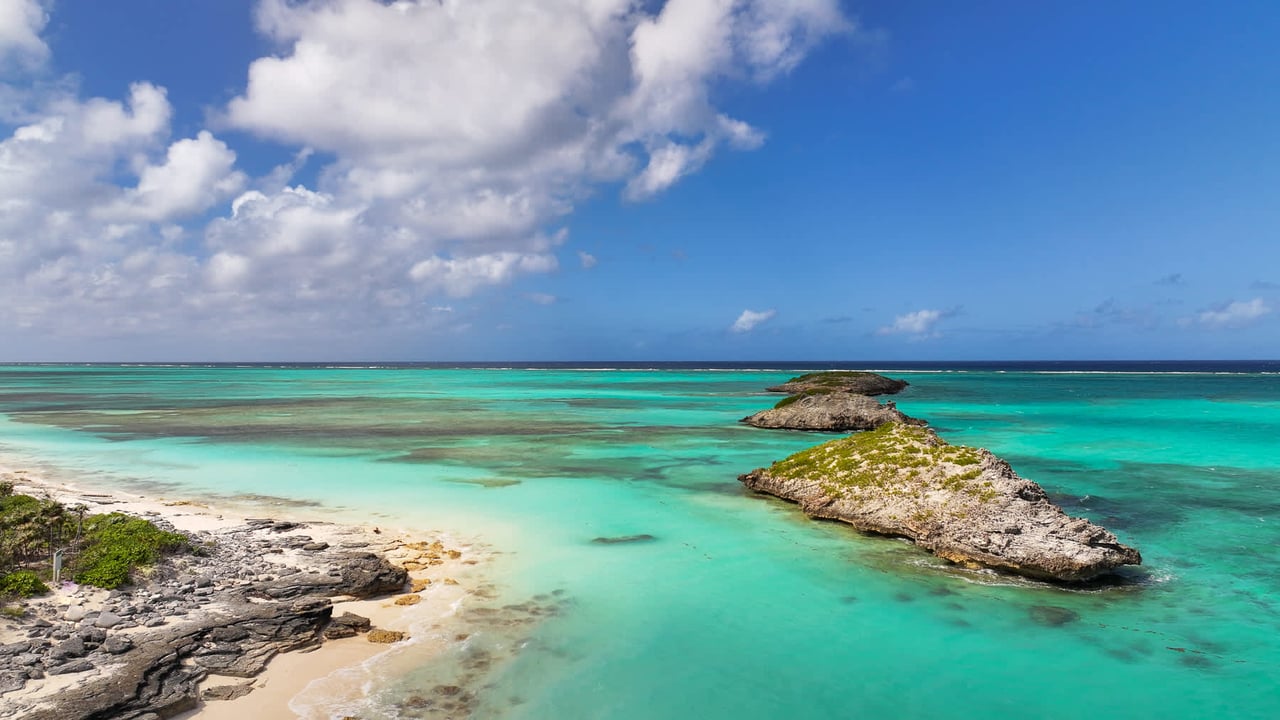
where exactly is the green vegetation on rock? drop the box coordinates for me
[73,513,188,589]
[1,487,189,592]
[769,423,995,501]
[773,390,819,409]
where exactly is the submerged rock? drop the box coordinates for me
[766,371,908,397]
[739,422,1141,582]
[743,394,923,432]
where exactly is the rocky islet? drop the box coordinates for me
[745,371,922,432]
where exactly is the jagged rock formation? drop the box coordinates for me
[766,371,908,396]
[739,422,1141,582]
[743,393,924,431]
[0,520,409,720]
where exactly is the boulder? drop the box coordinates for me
[366,629,407,644]
[739,422,1142,582]
[94,611,123,629]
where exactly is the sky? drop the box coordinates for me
[1,0,1277,361]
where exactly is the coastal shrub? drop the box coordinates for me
[72,513,188,589]
[0,570,50,597]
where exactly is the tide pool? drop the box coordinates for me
[0,365,1276,719]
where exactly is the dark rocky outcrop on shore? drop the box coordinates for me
[0,519,408,720]
[743,394,924,432]
[739,422,1141,582]
[766,371,909,396]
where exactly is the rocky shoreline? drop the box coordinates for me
[0,475,476,720]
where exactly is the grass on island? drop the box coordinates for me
[768,423,996,502]
[773,390,820,409]
[0,480,190,602]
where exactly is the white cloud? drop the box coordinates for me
[409,252,559,297]
[0,0,48,70]
[0,0,847,351]
[1189,298,1271,328]
[527,292,558,305]
[731,308,776,333]
[877,309,945,337]
[578,250,597,269]
[101,131,246,222]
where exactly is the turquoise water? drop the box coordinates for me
[0,366,1277,719]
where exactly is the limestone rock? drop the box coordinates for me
[366,629,407,644]
[743,394,923,432]
[766,371,908,396]
[329,612,372,633]
[202,682,255,701]
[94,611,123,629]
[739,422,1141,582]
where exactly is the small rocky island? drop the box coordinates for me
[739,422,1142,582]
[745,370,921,431]
[765,371,909,396]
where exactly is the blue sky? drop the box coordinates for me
[1,0,1276,361]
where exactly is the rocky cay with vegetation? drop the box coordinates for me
[740,373,1141,583]
[744,370,922,432]
[0,477,477,719]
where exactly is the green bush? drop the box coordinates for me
[0,570,50,597]
[72,514,188,589]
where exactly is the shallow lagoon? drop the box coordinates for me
[0,366,1276,719]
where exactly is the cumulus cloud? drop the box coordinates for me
[578,250,598,269]
[1154,273,1185,287]
[1187,298,1271,328]
[101,131,246,222]
[0,0,48,70]
[731,308,776,333]
[0,82,248,338]
[1,0,848,350]
[877,308,948,337]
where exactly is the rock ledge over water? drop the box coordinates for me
[739,422,1141,582]
[766,371,908,396]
